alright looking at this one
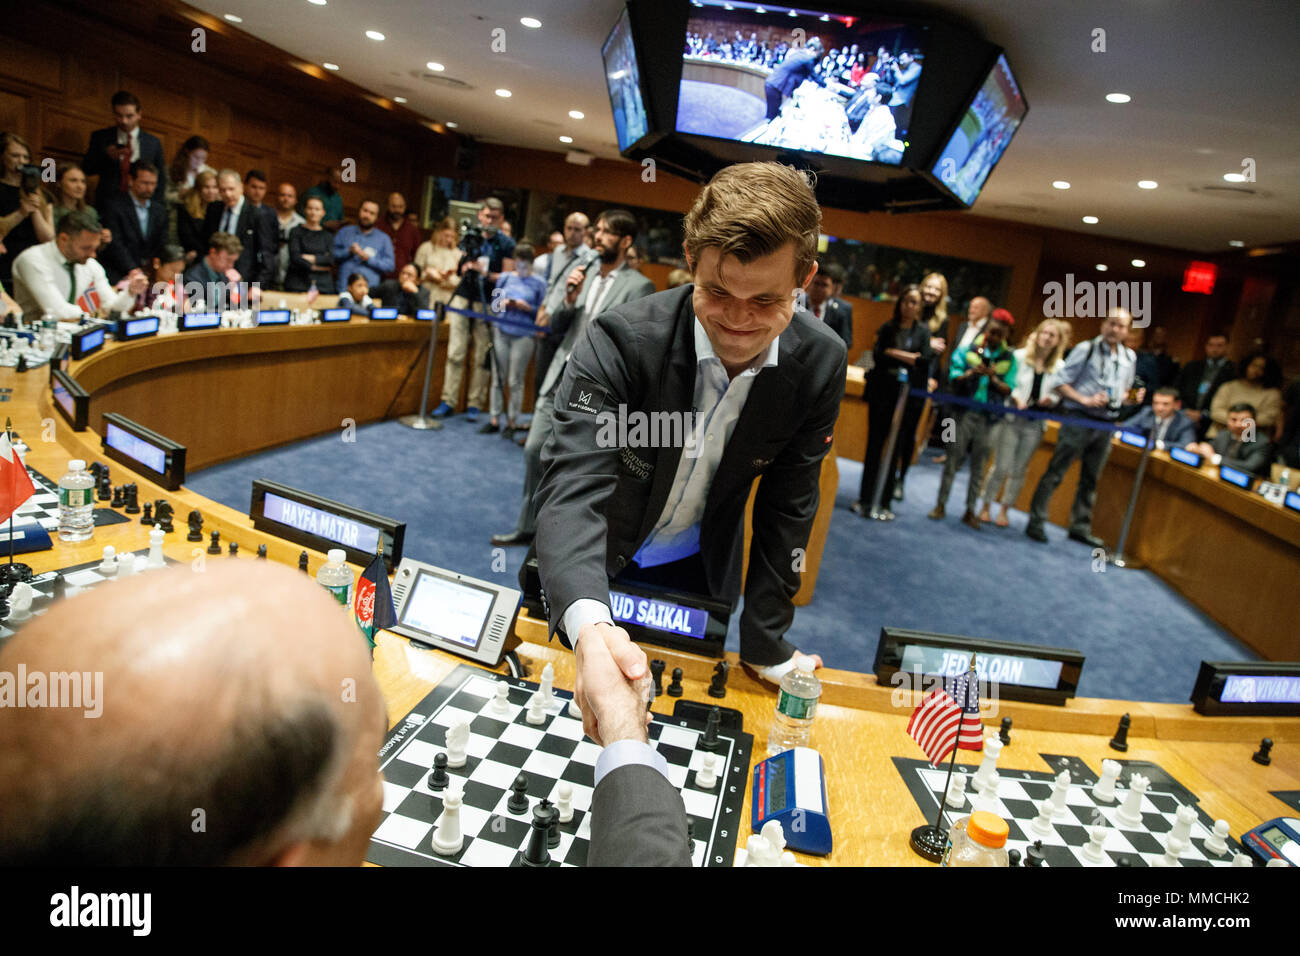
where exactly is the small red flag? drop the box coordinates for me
[0,431,36,525]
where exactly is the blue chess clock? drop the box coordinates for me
[1241,817,1299,866]
[752,747,832,856]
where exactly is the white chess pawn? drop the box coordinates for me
[1031,798,1055,836]
[945,772,968,809]
[526,690,546,725]
[1152,835,1185,867]
[147,527,165,569]
[491,683,510,715]
[1204,820,1231,857]
[1231,850,1253,867]
[567,695,582,719]
[540,662,555,707]
[445,718,469,769]
[431,785,464,856]
[555,782,574,823]
[696,752,718,789]
[1116,773,1149,828]
[1082,826,1108,863]
[1093,759,1121,803]
[99,545,118,576]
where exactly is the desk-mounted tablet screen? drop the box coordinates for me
[415,309,438,321]
[250,479,404,570]
[1286,491,1300,514]
[321,308,351,323]
[1169,446,1202,468]
[117,315,160,340]
[51,370,89,432]
[179,311,221,331]
[370,307,398,320]
[389,559,520,666]
[1219,465,1252,489]
[256,309,290,325]
[1191,661,1300,716]
[70,325,105,360]
[1118,431,1147,449]
[101,413,186,490]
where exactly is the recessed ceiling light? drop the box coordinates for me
[426,61,445,72]
[1131,259,1146,268]
[323,62,339,71]
[308,0,327,5]
[224,14,243,23]
[495,89,512,98]
[559,136,573,144]
[520,17,541,28]
[1105,92,1131,104]
[1095,264,1109,272]
[1052,181,1070,190]
[755,6,766,11]
[1228,240,1244,247]
[1222,172,1247,183]
[1137,180,1158,189]
[393,96,407,104]
[788,9,797,16]
[1082,216,1099,224]
[568,110,584,120]
[445,121,458,128]
[366,30,385,41]
[819,13,830,20]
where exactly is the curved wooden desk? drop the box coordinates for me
[5,344,1295,867]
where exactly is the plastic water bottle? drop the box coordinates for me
[767,657,821,755]
[57,458,95,542]
[942,810,1010,867]
[316,548,353,607]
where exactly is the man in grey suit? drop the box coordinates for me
[534,163,843,753]
[491,210,655,547]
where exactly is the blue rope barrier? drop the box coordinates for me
[907,387,1127,434]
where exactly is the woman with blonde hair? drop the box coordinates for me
[894,270,949,499]
[176,169,219,263]
[977,317,1073,526]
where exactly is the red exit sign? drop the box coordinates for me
[1183,261,1218,294]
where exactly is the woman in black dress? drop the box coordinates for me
[284,197,335,293]
[176,170,218,264]
[855,285,934,519]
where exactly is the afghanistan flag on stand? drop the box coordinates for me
[354,545,396,655]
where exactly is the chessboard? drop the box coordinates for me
[894,754,1247,867]
[368,663,754,867]
[0,548,176,641]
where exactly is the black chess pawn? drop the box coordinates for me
[207,530,221,555]
[1007,847,1022,867]
[140,502,153,526]
[427,752,449,791]
[186,510,204,542]
[999,716,1012,746]
[97,474,111,501]
[256,544,267,560]
[507,774,530,815]
[1109,713,1130,752]
[708,661,730,699]
[298,551,309,573]
[228,541,238,557]
[1252,737,1273,766]
[110,485,124,509]
[650,659,666,698]
[123,484,140,514]
[666,666,684,698]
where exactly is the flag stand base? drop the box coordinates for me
[397,414,443,431]
[909,823,948,862]
[0,562,33,584]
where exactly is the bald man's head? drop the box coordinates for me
[0,561,386,866]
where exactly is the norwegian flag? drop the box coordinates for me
[353,548,396,653]
[76,285,101,316]
[906,668,984,767]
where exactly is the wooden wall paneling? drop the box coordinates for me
[0,36,63,93]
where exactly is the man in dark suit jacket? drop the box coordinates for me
[763,39,825,119]
[99,161,167,283]
[1122,387,1197,449]
[82,91,166,213]
[535,164,844,735]
[803,261,852,350]
[1175,333,1234,439]
[203,169,278,288]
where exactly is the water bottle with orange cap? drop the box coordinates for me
[941,810,1010,867]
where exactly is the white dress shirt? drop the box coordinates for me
[11,240,133,321]
[957,318,987,353]
[118,127,141,162]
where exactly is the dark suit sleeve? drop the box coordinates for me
[1169,414,1197,448]
[98,199,133,282]
[535,308,640,639]
[255,207,278,286]
[588,764,692,867]
[144,134,167,200]
[82,129,111,183]
[740,338,847,666]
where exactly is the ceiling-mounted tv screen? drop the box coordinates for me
[676,0,927,165]
[603,6,651,152]
[930,52,1028,206]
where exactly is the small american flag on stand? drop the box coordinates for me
[906,667,984,767]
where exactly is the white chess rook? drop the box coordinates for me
[147,527,165,569]
[1093,760,1121,803]
[1169,804,1197,848]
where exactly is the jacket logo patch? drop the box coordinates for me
[565,378,606,416]
[579,390,593,405]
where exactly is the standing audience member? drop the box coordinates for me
[11,210,146,320]
[928,312,1017,529]
[333,199,394,293]
[1025,309,1138,547]
[177,170,218,264]
[888,273,948,502]
[1188,404,1274,476]
[930,294,990,464]
[534,212,592,399]
[165,135,212,204]
[243,170,269,208]
[304,166,346,231]
[285,197,335,294]
[412,218,461,306]
[0,132,55,288]
[1175,333,1234,440]
[272,183,305,289]
[99,161,166,283]
[977,318,1070,527]
[82,91,166,212]
[51,164,110,248]
[203,169,277,288]
[482,242,547,440]
[828,263,854,352]
[854,285,933,519]
[378,192,421,278]
[1208,351,1283,440]
[805,263,852,349]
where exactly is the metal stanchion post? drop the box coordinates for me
[398,300,445,431]
[869,376,910,519]
[1111,427,1154,568]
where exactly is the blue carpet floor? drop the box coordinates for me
[188,418,1258,703]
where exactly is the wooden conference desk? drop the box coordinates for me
[8,341,1298,866]
[836,368,1300,662]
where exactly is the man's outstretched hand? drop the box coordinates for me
[574,622,649,746]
